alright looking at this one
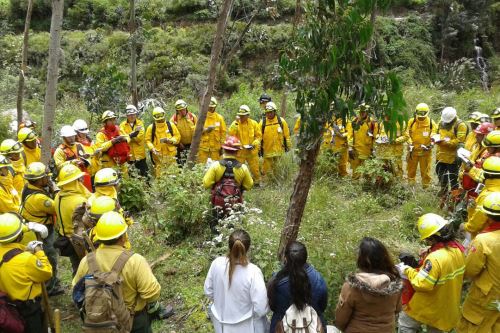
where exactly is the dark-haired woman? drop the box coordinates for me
[335,237,402,333]
[397,213,465,333]
[267,241,328,333]
[204,229,269,333]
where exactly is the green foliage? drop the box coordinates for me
[66,0,128,30]
[118,172,148,213]
[435,57,481,91]
[314,149,341,180]
[356,158,395,189]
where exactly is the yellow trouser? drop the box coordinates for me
[350,157,365,179]
[407,151,432,187]
[262,156,281,175]
[237,152,260,183]
[198,150,221,164]
[152,152,176,178]
[336,149,349,177]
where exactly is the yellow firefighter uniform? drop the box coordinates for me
[228,119,261,183]
[436,120,468,164]
[170,112,197,146]
[465,178,500,236]
[145,120,181,177]
[10,158,26,196]
[53,142,88,170]
[404,117,437,187]
[347,116,379,178]
[198,112,227,163]
[293,116,301,135]
[203,157,254,191]
[120,119,146,162]
[259,115,291,175]
[19,183,55,225]
[94,128,130,170]
[457,228,500,333]
[22,145,41,165]
[322,118,350,177]
[54,181,91,237]
[403,246,465,332]
[0,243,52,301]
[375,122,407,177]
[72,245,161,312]
[465,132,477,152]
[0,173,20,213]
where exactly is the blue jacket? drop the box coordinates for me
[269,264,328,333]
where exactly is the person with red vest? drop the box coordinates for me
[95,111,130,174]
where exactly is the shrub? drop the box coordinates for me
[356,158,395,190]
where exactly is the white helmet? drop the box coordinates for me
[441,107,457,123]
[125,105,138,115]
[72,119,89,134]
[60,125,77,137]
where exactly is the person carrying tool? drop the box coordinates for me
[146,106,181,177]
[0,139,26,195]
[404,103,437,188]
[347,103,379,179]
[259,102,291,176]
[20,162,63,296]
[18,127,41,165]
[198,97,227,164]
[0,155,20,213]
[95,110,130,174]
[0,212,52,333]
[457,192,500,333]
[396,213,465,333]
[170,99,197,166]
[119,105,148,178]
[228,105,262,185]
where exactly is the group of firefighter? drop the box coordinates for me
[0,92,498,333]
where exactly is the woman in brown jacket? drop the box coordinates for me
[335,237,403,333]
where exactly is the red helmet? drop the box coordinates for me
[221,136,241,151]
[474,122,495,135]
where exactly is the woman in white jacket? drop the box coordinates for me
[204,229,269,333]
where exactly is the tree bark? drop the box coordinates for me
[41,0,64,165]
[366,1,377,60]
[277,139,322,260]
[129,0,138,107]
[16,0,34,129]
[187,0,234,165]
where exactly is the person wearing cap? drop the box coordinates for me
[396,213,465,333]
[434,107,468,200]
[119,105,148,178]
[198,97,227,164]
[491,107,500,130]
[95,110,130,173]
[228,105,262,184]
[0,139,26,195]
[54,163,91,275]
[346,103,379,179]
[0,155,20,213]
[464,112,482,151]
[73,119,100,180]
[18,127,41,165]
[457,192,500,333]
[170,99,198,166]
[0,212,53,333]
[73,211,162,332]
[146,107,181,177]
[259,101,291,176]
[19,162,63,296]
[54,125,93,191]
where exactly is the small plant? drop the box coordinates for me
[118,169,148,213]
[356,158,395,190]
[314,149,341,180]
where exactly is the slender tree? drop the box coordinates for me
[41,0,64,164]
[277,0,406,260]
[16,0,34,129]
[129,0,138,107]
[187,0,234,165]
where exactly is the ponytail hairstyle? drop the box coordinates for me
[428,224,456,245]
[357,237,398,280]
[227,229,251,286]
[267,241,311,311]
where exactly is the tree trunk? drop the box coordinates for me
[366,1,377,60]
[187,0,234,165]
[277,139,322,260]
[129,0,138,107]
[294,0,302,28]
[41,0,64,165]
[16,0,34,129]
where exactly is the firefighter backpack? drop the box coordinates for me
[210,159,243,213]
[276,304,324,333]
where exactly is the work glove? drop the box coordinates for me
[27,222,48,239]
[26,241,44,253]
[395,262,410,279]
[129,130,139,138]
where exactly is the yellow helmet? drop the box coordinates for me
[101,110,117,122]
[94,168,119,187]
[491,107,500,120]
[415,103,430,117]
[482,156,500,176]
[0,155,11,169]
[24,162,50,180]
[467,111,482,123]
[0,213,23,243]
[18,127,37,143]
[89,196,117,220]
[175,99,188,111]
[57,164,84,187]
[417,213,448,240]
[237,105,251,116]
[482,130,500,148]
[0,139,23,155]
[481,192,500,216]
[209,97,218,108]
[94,211,128,241]
[152,107,165,120]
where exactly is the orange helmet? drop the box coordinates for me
[474,122,495,135]
[221,136,241,151]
